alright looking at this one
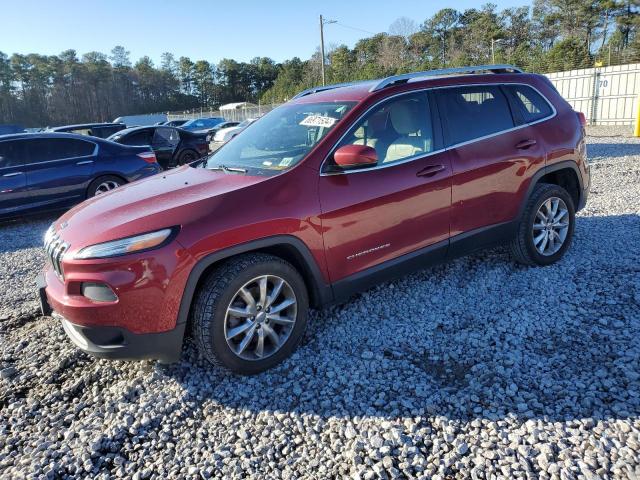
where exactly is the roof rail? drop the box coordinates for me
[369,64,523,92]
[291,80,371,100]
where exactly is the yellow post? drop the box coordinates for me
[635,94,640,137]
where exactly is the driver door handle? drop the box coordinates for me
[76,160,94,165]
[417,164,445,177]
[3,171,23,177]
[515,139,537,150]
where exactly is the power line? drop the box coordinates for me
[332,21,377,36]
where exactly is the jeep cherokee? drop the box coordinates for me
[38,65,590,374]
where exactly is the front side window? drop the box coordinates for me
[205,102,355,173]
[331,92,434,168]
[435,86,514,146]
[504,85,554,124]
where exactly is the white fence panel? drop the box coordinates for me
[546,63,640,125]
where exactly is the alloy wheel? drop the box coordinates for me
[94,180,120,195]
[533,197,570,256]
[224,275,298,361]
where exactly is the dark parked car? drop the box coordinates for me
[0,133,161,220]
[48,123,127,139]
[180,117,226,132]
[107,126,209,169]
[39,65,590,374]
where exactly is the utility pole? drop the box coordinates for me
[491,38,495,64]
[491,38,505,64]
[319,15,336,86]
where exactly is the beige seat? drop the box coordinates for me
[384,101,430,163]
[352,126,378,150]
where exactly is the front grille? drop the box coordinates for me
[44,230,69,279]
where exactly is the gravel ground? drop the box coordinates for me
[1,135,639,479]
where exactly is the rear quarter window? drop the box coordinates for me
[435,86,515,146]
[504,85,554,124]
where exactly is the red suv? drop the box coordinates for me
[38,65,590,374]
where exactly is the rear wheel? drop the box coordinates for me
[87,175,124,198]
[177,150,198,166]
[191,253,309,375]
[510,183,575,266]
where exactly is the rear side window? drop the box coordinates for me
[121,130,153,146]
[435,86,514,146]
[504,85,554,124]
[25,138,95,163]
[0,140,27,168]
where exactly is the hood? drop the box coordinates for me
[55,166,267,251]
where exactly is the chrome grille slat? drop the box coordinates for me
[44,229,69,279]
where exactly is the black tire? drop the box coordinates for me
[510,183,576,266]
[177,150,198,166]
[86,175,124,198]
[191,253,309,375]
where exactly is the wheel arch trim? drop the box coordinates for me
[519,160,584,219]
[176,235,332,326]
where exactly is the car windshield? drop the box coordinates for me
[204,102,355,172]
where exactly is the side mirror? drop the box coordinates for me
[333,144,378,169]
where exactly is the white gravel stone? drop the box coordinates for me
[0,135,639,478]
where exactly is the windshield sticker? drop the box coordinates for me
[279,157,294,167]
[299,115,337,128]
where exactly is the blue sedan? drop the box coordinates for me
[180,117,226,132]
[0,133,162,220]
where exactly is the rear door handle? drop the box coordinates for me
[515,139,537,150]
[76,160,94,165]
[417,164,446,177]
[2,172,23,177]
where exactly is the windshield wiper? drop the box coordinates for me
[208,164,248,174]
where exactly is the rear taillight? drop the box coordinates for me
[137,151,157,163]
[576,111,587,127]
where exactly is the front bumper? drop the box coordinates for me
[37,273,186,363]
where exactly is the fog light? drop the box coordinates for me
[81,282,117,302]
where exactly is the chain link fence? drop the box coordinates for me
[168,104,281,123]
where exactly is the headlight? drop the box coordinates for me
[74,228,177,260]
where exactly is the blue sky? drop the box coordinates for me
[1,0,530,64]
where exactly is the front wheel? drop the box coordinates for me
[510,183,576,266]
[191,254,309,375]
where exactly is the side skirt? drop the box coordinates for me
[328,221,517,306]
[447,220,517,260]
[330,239,449,305]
